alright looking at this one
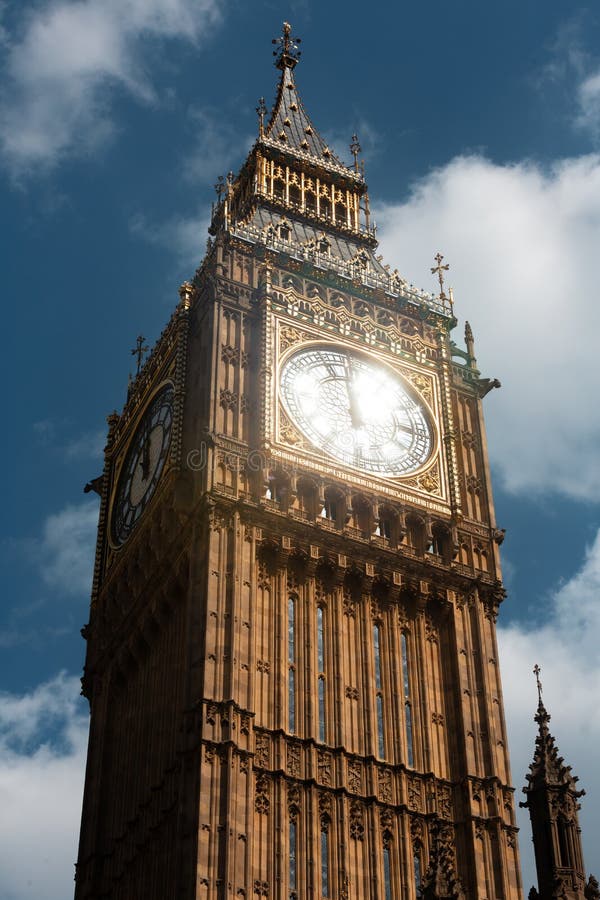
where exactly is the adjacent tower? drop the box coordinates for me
[75,24,523,899]
[521,667,597,900]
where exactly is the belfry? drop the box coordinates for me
[75,23,526,899]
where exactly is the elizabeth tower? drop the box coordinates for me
[75,24,523,900]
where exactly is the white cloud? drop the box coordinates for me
[0,0,223,177]
[39,501,98,596]
[64,428,105,461]
[376,153,600,500]
[499,529,600,891]
[184,107,254,185]
[130,208,210,269]
[0,672,88,900]
[578,69,600,136]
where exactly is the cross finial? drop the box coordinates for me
[256,97,267,137]
[272,21,301,69]
[131,335,149,376]
[533,663,543,704]
[431,252,450,299]
[350,134,361,173]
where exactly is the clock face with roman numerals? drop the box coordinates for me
[280,346,433,477]
[111,384,174,546]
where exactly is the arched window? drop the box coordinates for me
[374,624,385,758]
[290,819,298,895]
[321,828,330,897]
[320,196,331,219]
[401,632,414,766]
[288,595,296,733]
[289,183,301,206]
[383,846,392,900]
[413,851,422,893]
[317,606,326,742]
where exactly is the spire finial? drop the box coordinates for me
[431,252,450,300]
[256,97,267,137]
[350,134,361,173]
[272,21,301,69]
[533,663,543,705]
[131,334,149,376]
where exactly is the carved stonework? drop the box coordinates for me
[378,768,392,803]
[255,733,270,768]
[380,808,394,848]
[349,800,365,841]
[255,775,270,814]
[407,776,421,811]
[287,742,301,776]
[319,791,332,825]
[317,750,332,786]
[220,388,238,410]
[347,759,362,794]
[288,783,301,821]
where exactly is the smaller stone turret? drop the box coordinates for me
[521,665,596,899]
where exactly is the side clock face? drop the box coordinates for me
[280,346,433,477]
[112,384,174,546]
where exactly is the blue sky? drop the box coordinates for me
[1,1,600,896]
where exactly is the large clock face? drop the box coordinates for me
[280,346,433,477]
[111,384,174,546]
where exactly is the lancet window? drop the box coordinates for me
[374,623,385,758]
[401,632,414,766]
[321,828,330,897]
[289,819,298,897]
[288,595,296,733]
[383,846,392,900]
[317,605,326,742]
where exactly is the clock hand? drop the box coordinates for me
[343,359,365,429]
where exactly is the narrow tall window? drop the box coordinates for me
[401,633,414,766]
[317,607,326,742]
[290,820,297,895]
[321,829,329,897]
[374,624,385,758]
[413,852,422,893]
[383,846,392,900]
[288,595,296,733]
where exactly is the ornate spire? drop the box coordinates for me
[262,22,346,172]
[521,665,592,900]
[523,665,583,796]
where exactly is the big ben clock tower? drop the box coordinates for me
[75,23,523,900]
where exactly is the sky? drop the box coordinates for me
[1,0,599,896]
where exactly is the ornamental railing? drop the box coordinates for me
[228,219,453,318]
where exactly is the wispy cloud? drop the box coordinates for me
[130,209,211,271]
[33,420,104,461]
[499,529,600,891]
[577,69,600,138]
[376,152,600,500]
[0,672,88,900]
[39,501,98,596]
[183,106,254,185]
[0,0,224,178]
